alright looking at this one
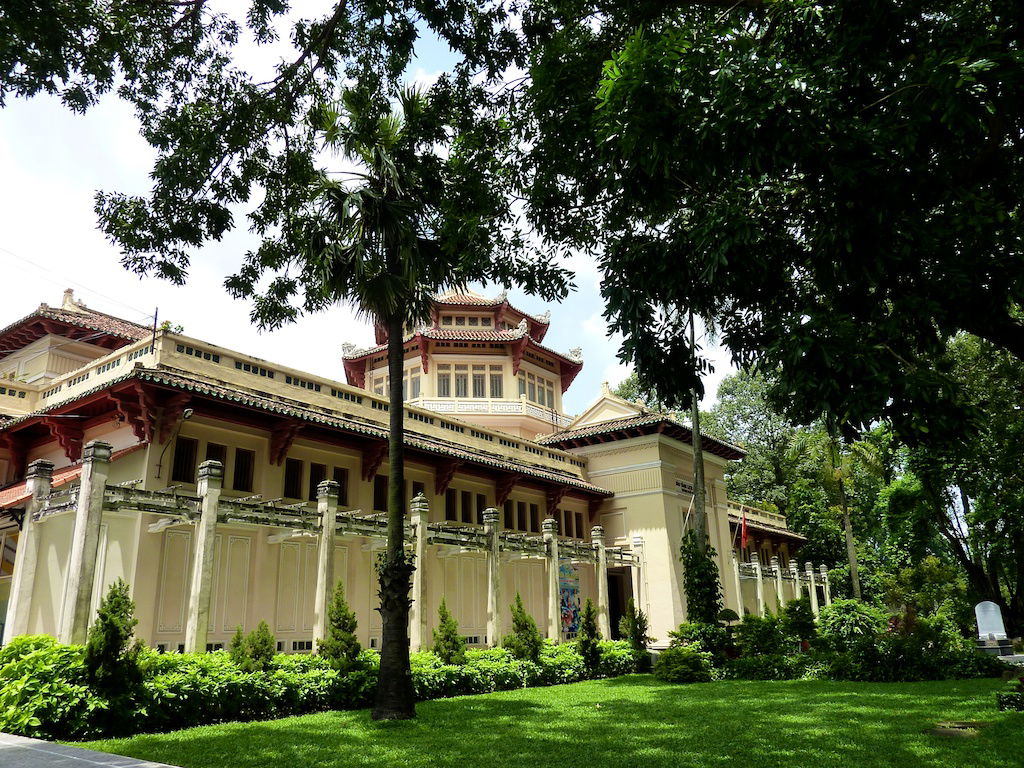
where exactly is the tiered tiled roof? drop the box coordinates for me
[538,413,746,460]
[343,320,583,392]
[433,289,550,325]
[0,365,609,498]
[0,292,150,357]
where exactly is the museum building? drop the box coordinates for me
[0,290,829,652]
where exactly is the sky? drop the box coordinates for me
[0,7,734,417]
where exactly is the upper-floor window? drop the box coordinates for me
[171,437,198,484]
[472,365,486,398]
[454,365,469,398]
[518,371,556,408]
[404,366,421,399]
[437,364,451,397]
[233,449,255,492]
[489,366,503,398]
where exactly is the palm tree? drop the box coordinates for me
[296,87,571,719]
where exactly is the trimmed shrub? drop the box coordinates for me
[0,637,646,741]
[577,598,602,674]
[817,599,888,652]
[653,644,714,683]
[229,621,276,672]
[318,580,361,670]
[668,622,729,659]
[780,597,817,645]
[997,674,1024,712]
[503,593,543,662]
[432,598,467,665]
[619,598,652,671]
[721,652,834,681]
[0,636,105,739]
[84,578,143,696]
[735,614,790,656]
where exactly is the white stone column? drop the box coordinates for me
[753,558,766,617]
[819,564,832,607]
[58,441,112,645]
[731,550,743,615]
[543,517,560,642]
[484,507,501,648]
[631,535,646,617]
[313,479,340,651]
[3,459,54,644]
[805,562,819,616]
[592,525,611,639]
[770,555,784,610]
[789,561,801,602]
[184,460,223,652]
[408,493,429,651]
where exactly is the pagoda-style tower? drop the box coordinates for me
[342,290,583,438]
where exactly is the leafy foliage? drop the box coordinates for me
[521,0,1024,446]
[319,580,362,670]
[680,530,722,623]
[432,599,467,666]
[735,614,792,658]
[576,598,602,674]
[229,621,276,673]
[653,645,714,684]
[780,598,818,645]
[0,637,645,740]
[618,598,652,665]
[84,578,142,696]
[503,593,544,663]
[668,622,730,666]
[817,600,889,653]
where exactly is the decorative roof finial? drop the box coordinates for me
[567,347,583,362]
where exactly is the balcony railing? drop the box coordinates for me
[726,500,789,530]
[407,397,573,429]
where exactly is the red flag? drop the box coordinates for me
[741,511,748,550]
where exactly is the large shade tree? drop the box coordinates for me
[3,2,570,719]
[240,87,569,719]
[508,0,1024,444]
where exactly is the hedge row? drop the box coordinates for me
[0,636,646,740]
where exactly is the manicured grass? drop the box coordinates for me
[82,676,1020,768]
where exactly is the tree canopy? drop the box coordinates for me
[515,0,1024,442]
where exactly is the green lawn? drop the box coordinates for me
[82,676,1020,768]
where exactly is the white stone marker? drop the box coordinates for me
[975,601,1008,640]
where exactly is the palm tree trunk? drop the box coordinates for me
[372,312,416,720]
[837,473,861,600]
[689,311,707,547]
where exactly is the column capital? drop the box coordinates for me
[317,479,340,500]
[542,517,558,535]
[410,492,429,515]
[804,561,814,573]
[590,525,605,543]
[482,507,500,525]
[82,440,113,463]
[819,564,829,577]
[25,459,54,481]
[198,459,224,481]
